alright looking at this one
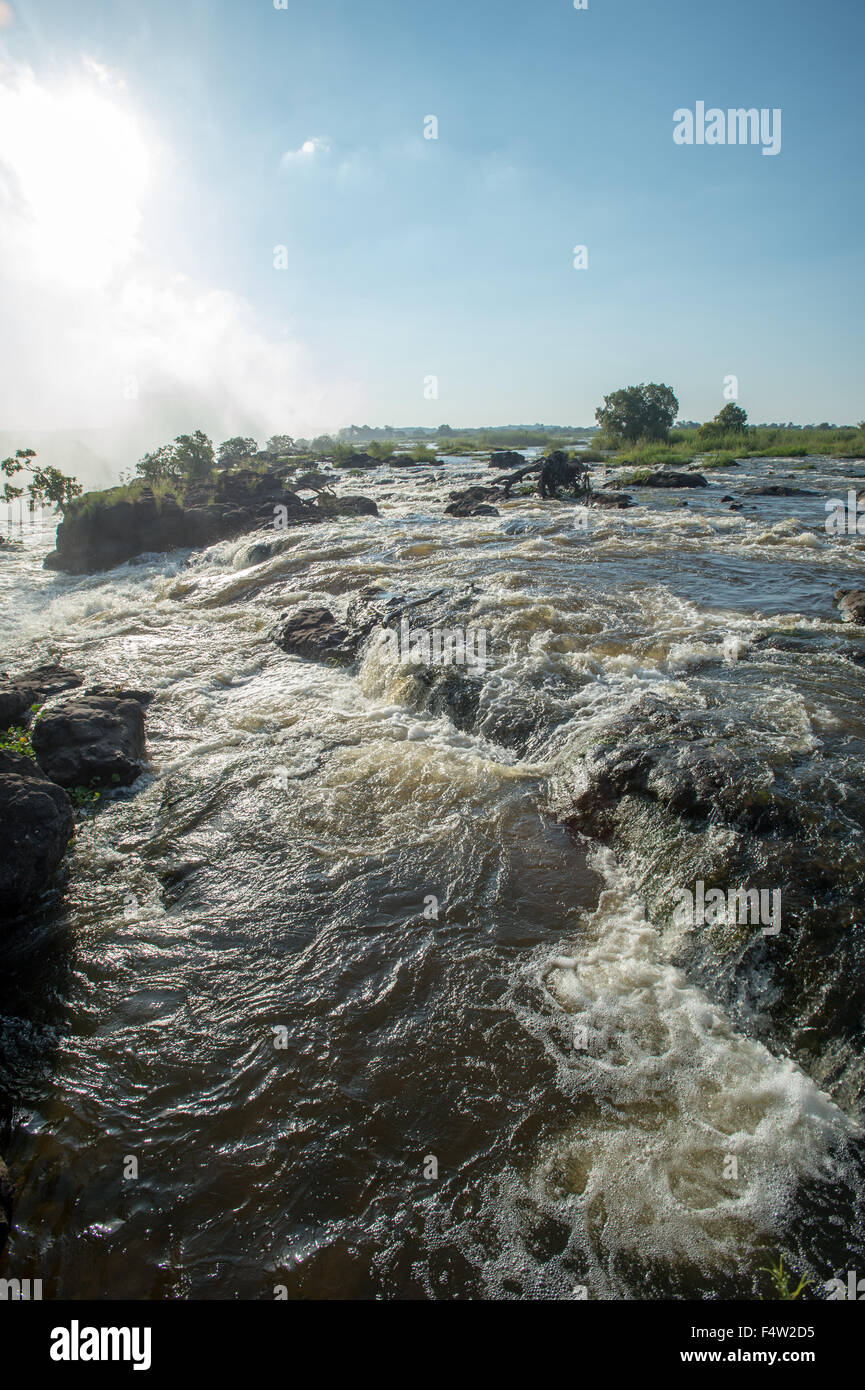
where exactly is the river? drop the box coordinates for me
[1,450,864,1299]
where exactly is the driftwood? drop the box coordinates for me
[500,456,592,500]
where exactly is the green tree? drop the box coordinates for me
[707,403,748,433]
[266,434,295,456]
[2,449,83,510]
[174,431,215,482]
[217,436,257,466]
[595,383,679,444]
[136,443,179,485]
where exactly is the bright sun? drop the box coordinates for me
[0,66,151,290]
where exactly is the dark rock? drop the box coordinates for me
[591,492,633,509]
[640,471,708,488]
[721,495,734,502]
[0,1155,12,1250]
[0,664,82,730]
[44,484,319,574]
[270,607,358,663]
[0,750,74,916]
[83,686,155,708]
[445,486,502,517]
[835,589,865,624]
[488,451,527,469]
[561,696,796,842]
[749,485,818,496]
[313,494,379,518]
[32,696,146,788]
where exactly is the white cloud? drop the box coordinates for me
[280,136,331,166]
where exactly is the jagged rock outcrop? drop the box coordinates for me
[44,482,317,575]
[0,750,75,917]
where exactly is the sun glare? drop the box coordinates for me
[0,68,151,289]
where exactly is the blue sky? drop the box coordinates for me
[0,0,863,464]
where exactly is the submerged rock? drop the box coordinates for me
[750,484,818,496]
[557,692,865,1117]
[0,750,74,917]
[32,695,147,788]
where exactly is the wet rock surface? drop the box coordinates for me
[0,750,75,917]
[270,607,359,663]
[444,486,502,517]
[835,589,865,624]
[639,471,708,488]
[557,692,865,1115]
[31,695,147,789]
[44,480,332,574]
[0,665,82,730]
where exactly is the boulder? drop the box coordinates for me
[32,696,147,788]
[640,471,708,488]
[488,451,526,469]
[0,750,74,917]
[445,486,502,517]
[313,494,379,518]
[591,492,632,509]
[270,607,358,663]
[835,589,865,625]
[0,664,82,731]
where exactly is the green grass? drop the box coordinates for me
[673,425,865,459]
[0,711,39,758]
[612,446,695,469]
[700,451,739,469]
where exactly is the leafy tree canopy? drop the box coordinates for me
[265,434,295,456]
[218,436,258,465]
[595,383,679,444]
[135,431,215,486]
[1,449,83,510]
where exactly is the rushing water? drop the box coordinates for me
[2,452,865,1299]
